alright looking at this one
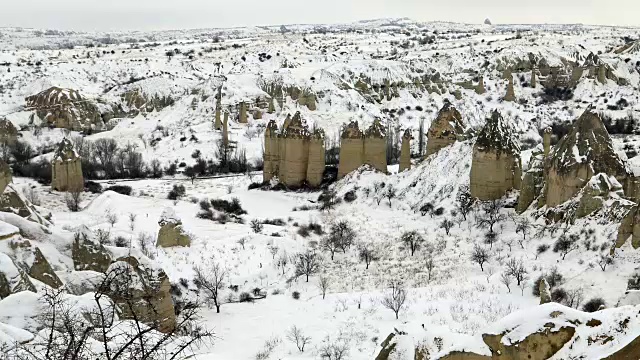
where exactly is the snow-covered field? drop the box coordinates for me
[1,18,640,359]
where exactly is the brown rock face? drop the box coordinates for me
[545,109,628,208]
[426,101,465,157]
[0,253,36,299]
[363,119,387,174]
[222,111,229,147]
[156,208,191,248]
[338,121,365,179]
[25,87,103,131]
[8,239,63,289]
[238,101,248,123]
[103,256,176,333]
[0,118,18,146]
[122,89,174,114]
[263,113,325,187]
[0,161,12,196]
[504,76,516,102]
[72,233,112,273]
[482,326,576,360]
[399,129,412,172]
[470,111,521,200]
[51,138,84,192]
[263,120,280,183]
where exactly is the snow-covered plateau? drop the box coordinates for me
[0,18,639,359]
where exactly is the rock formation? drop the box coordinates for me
[539,279,551,304]
[214,106,222,131]
[475,76,486,95]
[262,113,325,187]
[0,118,18,146]
[0,161,11,196]
[399,129,412,172]
[545,109,628,208]
[338,121,364,179]
[122,89,174,114]
[426,100,465,157]
[238,101,248,123]
[337,119,388,179]
[363,119,387,174]
[0,253,36,299]
[7,239,62,289]
[25,87,103,132]
[268,97,276,114]
[103,256,176,333]
[531,68,537,88]
[517,129,551,213]
[470,111,521,200]
[51,138,84,192]
[263,120,280,183]
[222,111,229,147]
[72,232,112,273]
[504,75,516,102]
[156,208,191,247]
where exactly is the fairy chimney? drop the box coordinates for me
[399,129,413,172]
[263,120,280,182]
[338,121,365,179]
[306,128,325,187]
[363,119,387,174]
[51,138,84,192]
[475,76,486,95]
[222,111,229,147]
[238,101,248,123]
[0,118,18,146]
[426,100,465,156]
[470,111,522,200]
[504,76,516,102]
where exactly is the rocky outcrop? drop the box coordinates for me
[470,111,521,200]
[338,121,365,179]
[238,101,248,123]
[263,120,280,183]
[539,279,551,304]
[0,253,36,299]
[0,118,18,146]
[399,129,412,172]
[364,119,387,174]
[544,109,628,208]
[7,239,62,289]
[25,87,103,131]
[475,76,486,95]
[516,149,544,213]
[103,256,176,333]
[156,208,191,248]
[0,185,49,225]
[51,138,84,192]
[122,89,174,114]
[306,128,325,187]
[0,161,12,196]
[426,100,465,157]
[504,75,516,102]
[222,111,229,147]
[72,232,112,273]
[337,119,387,179]
[263,113,325,187]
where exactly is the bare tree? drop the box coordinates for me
[236,237,247,250]
[485,266,495,283]
[515,217,532,246]
[106,212,118,227]
[476,199,506,232]
[518,276,528,295]
[194,262,228,313]
[329,221,356,254]
[471,244,490,271]
[504,258,528,286]
[400,230,424,256]
[381,281,408,320]
[65,191,83,212]
[128,213,137,232]
[384,185,396,207]
[277,252,289,275]
[318,276,331,300]
[500,272,512,292]
[456,186,474,221]
[357,242,379,269]
[286,325,311,353]
[554,235,578,260]
[321,235,341,260]
[318,338,349,360]
[295,250,322,282]
[425,253,436,282]
[598,254,614,271]
[268,245,279,259]
[440,218,454,235]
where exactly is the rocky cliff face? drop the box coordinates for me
[363,119,387,174]
[25,87,104,132]
[426,101,465,157]
[338,121,365,179]
[470,111,521,200]
[156,208,191,248]
[544,109,628,208]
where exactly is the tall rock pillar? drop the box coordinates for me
[338,121,364,179]
[364,119,387,174]
[399,129,412,172]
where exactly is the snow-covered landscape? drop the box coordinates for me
[0,17,640,359]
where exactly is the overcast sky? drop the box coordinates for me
[1,0,638,31]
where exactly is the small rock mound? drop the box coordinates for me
[156,208,191,248]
